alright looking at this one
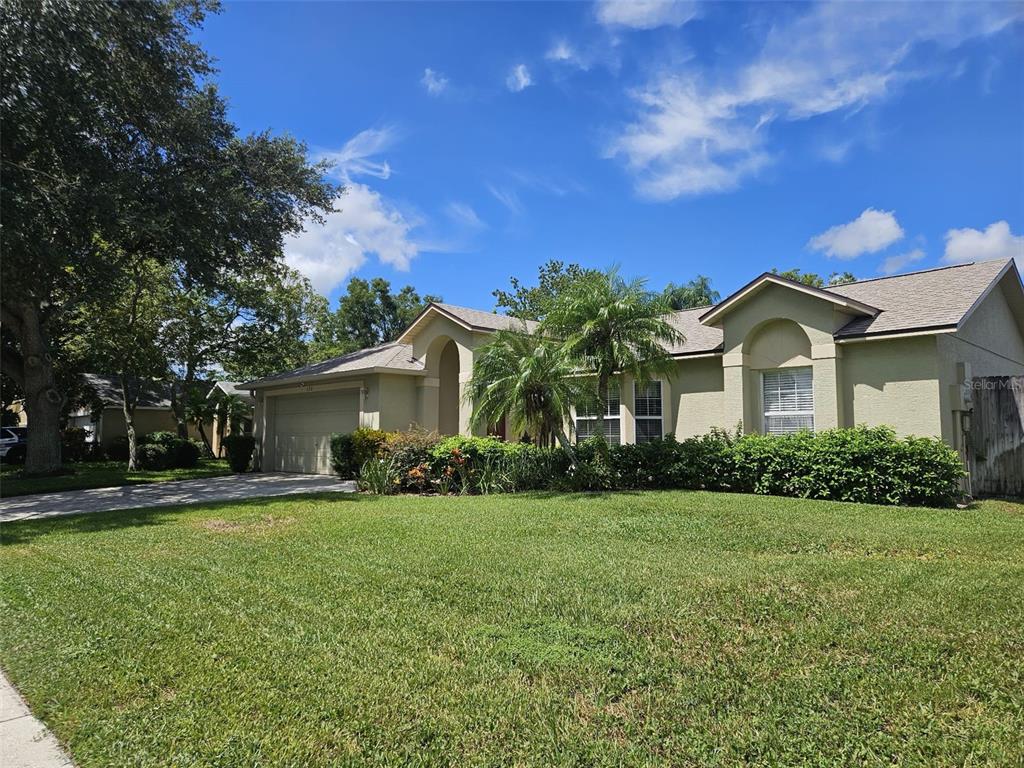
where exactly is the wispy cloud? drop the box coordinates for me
[594,0,698,30]
[943,221,1024,267]
[286,127,424,293]
[607,3,1022,199]
[445,201,486,230]
[487,184,524,215]
[506,64,533,92]
[808,209,904,260]
[421,68,449,96]
[879,248,926,275]
[507,169,586,197]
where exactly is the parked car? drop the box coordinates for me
[0,427,27,463]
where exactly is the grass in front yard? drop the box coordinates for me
[1,492,1022,766]
[0,459,232,497]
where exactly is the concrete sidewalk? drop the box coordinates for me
[0,671,74,768]
[1,473,356,524]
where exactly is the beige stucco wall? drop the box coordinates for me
[97,408,206,443]
[376,373,420,432]
[408,313,492,436]
[839,336,943,438]
[668,357,727,437]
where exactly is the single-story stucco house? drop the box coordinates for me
[67,374,210,445]
[242,258,1024,476]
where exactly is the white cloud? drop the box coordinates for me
[808,209,905,260]
[546,39,575,63]
[286,128,424,293]
[506,64,533,92]
[608,3,1022,199]
[421,68,449,96]
[487,184,524,215]
[879,248,926,275]
[284,184,420,293]
[943,221,1024,267]
[318,126,398,181]
[445,201,486,230]
[595,0,697,29]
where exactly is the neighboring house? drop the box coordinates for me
[207,381,255,458]
[242,259,1024,475]
[67,374,208,445]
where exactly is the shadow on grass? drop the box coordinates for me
[0,492,363,546]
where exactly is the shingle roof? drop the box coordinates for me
[81,374,212,409]
[432,303,540,333]
[241,342,423,389]
[828,259,1011,337]
[664,307,724,355]
[208,381,256,405]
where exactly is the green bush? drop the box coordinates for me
[137,444,171,470]
[329,433,357,478]
[729,427,963,506]
[139,431,201,469]
[341,425,964,507]
[383,428,441,492]
[106,436,130,462]
[222,434,256,473]
[61,427,90,463]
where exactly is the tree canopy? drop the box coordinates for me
[1,0,337,472]
[772,268,858,288]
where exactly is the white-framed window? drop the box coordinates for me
[575,383,620,444]
[762,367,814,435]
[634,380,663,443]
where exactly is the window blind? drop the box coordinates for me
[762,368,814,435]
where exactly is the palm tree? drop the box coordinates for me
[214,393,249,454]
[542,267,683,441]
[466,328,593,454]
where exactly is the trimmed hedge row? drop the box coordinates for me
[331,426,965,507]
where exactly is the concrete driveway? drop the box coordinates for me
[0,473,356,524]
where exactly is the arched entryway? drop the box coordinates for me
[437,339,460,435]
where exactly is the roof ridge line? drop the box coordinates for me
[832,259,1005,288]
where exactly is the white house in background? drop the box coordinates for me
[241,259,1024,476]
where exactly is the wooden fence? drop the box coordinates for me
[968,376,1024,498]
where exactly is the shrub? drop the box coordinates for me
[383,428,441,491]
[137,443,171,470]
[730,427,964,507]
[359,456,400,495]
[222,434,256,473]
[105,436,130,462]
[352,428,388,468]
[139,431,201,469]
[61,427,90,463]
[330,433,357,478]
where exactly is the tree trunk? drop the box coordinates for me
[554,427,577,464]
[6,301,64,475]
[169,382,188,438]
[195,421,212,454]
[121,379,139,471]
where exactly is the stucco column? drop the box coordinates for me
[620,374,635,444]
[811,343,842,430]
[417,378,440,432]
[722,352,750,433]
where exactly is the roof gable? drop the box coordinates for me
[699,273,879,327]
[397,302,537,344]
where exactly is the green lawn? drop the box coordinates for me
[0,459,232,497]
[1,491,1022,767]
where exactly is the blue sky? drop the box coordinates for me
[197,1,1024,308]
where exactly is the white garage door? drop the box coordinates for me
[272,390,360,474]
